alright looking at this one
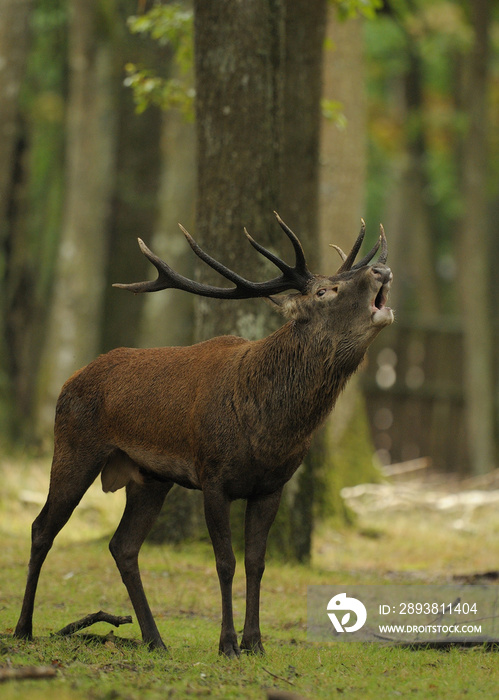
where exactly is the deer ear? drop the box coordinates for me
[264,293,305,320]
[265,295,283,307]
[264,295,287,315]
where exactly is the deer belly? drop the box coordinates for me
[101,448,201,491]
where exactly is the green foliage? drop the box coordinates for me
[332,0,383,21]
[128,3,193,69]
[125,3,194,115]
[322,98,347,129]
[124,66,194,116]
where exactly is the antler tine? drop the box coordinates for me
[273,211,309,277]
[377,224,388,264]
[178,223,255,288]
[113,238,186,294]
[243,216,313,289]
[336,219,366,273]
[351,223,388,269]
[330,244,347,262]
[351,236,381,270]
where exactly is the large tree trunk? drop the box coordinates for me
[458,0,494,475]
[0,0,32,438]
[193,0,284,343]
[191,0,286,553]
[191,0,327,561]
[35,0,117,439]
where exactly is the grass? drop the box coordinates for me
[1,457,499,698]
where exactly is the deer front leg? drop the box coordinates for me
[240,489,282,654]
[202,487,239,657]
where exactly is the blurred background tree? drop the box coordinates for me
[0,0,498,557]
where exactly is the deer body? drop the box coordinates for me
[62,321,357,500]
[15,214,393,657]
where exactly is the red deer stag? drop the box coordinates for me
[15,213,393,657]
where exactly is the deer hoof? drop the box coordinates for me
[145,637,169,653]
[240,638,265,655]
[219,640,241,658]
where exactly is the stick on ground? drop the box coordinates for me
[55,610,132,637]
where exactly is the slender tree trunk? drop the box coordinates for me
[101,0,166,354]
[280,0,325,270]
[385,48,440,319]
[35,0,117,439]
[138,110,196,349]
[0,0,32,232]
[0,0,32,438]
[280,0,326,561]
[319,11,366,443]
[459,0,494,475]
[317,11,379,522]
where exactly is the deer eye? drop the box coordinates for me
[316,286,339,299]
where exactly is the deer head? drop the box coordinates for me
[114,212,394,340]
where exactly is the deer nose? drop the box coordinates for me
[371,266,393,284]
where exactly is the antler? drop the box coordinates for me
[333,221,388,273]
[113,212,314,299]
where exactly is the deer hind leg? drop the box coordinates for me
[14,449,105,640]
[109,478,173,650]
[240,489,282,654]
[202,486,239,657]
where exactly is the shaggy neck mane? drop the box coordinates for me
[237,320,365,444]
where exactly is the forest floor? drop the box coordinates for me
[1,455,499,699]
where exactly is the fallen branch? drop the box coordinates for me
[262,666,295,687]
[0,666,57,682]
[55,610,132,637]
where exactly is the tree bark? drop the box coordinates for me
[458,0,494,474]
[193,0,284,344]
[35,0,117,439]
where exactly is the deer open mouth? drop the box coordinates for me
[375,285,387,310]
[371,281,394,327]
